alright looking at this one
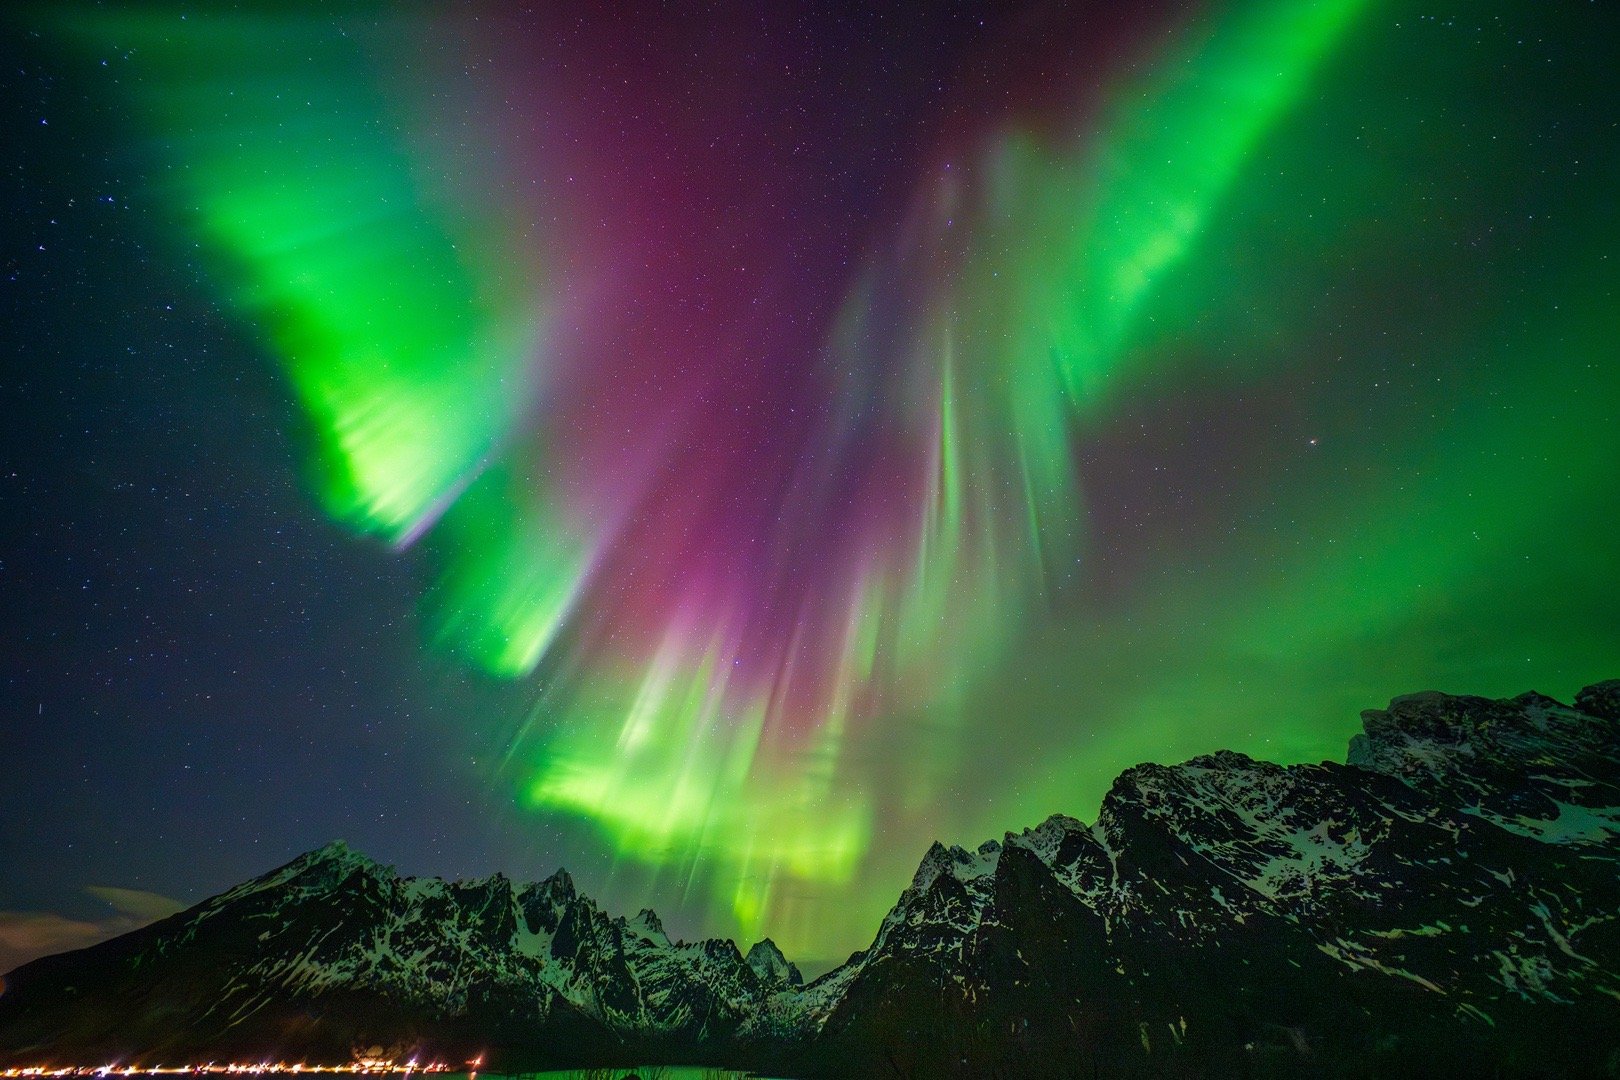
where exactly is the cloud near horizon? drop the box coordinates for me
[0,887,187,977]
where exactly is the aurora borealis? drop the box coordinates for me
[4,0,1618,969]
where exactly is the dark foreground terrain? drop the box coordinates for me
[4,681,1618,1077]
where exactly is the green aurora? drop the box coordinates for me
[42,0,1620,961]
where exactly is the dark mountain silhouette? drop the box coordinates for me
[4,681,1618,1077]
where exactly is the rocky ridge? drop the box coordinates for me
[2,681,1618,1076]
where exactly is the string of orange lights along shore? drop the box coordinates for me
[2,1059,484,1078]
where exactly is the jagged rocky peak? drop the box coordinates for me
[1349,684,1618,770]
[299,838,371,868]
[451,870,512,898]
[537,866,576,902]
[1576,678,1620,721]
[1124,750,1311,819]
[744,937,803,988]
[1182,746,1266,770]
[699,937,746,965]
[1002,813,1110,896]
[1121,747,1288,793]
[623,907,670,946]
[908,837,1002,892]
[1004,812,1082,859]
[1344,683,1620,847]
[280,838,391,886]
[1351,689,1503,763]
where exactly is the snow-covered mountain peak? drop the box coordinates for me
[297,838,382,873]
[537,866,576,901]
[1575,679,1620,721]
[907,838,1001,893]
[623,907,670,946]
[1349,683,1620,847]
[1002,814,1084,869]
[744,938,802,987]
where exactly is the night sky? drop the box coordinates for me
[3,0,1617,973]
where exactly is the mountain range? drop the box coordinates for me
[3,680,1618,1077]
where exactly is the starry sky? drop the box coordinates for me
[3,0,1617,972]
